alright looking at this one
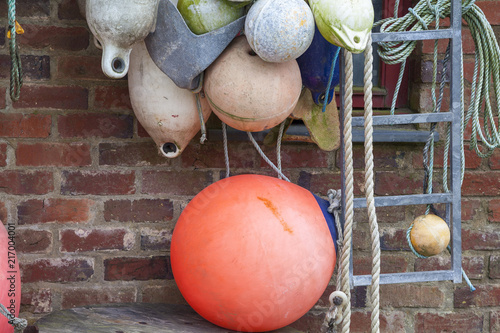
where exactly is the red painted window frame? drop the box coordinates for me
[335,0,412,110]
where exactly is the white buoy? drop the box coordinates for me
[245,0,315,62]
[128,42,211,158]
[86,0,160,78]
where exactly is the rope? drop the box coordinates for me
[324,190,348,332]
[8,0,23,101]
[0,303,27,333]
[276,120,286,179]
[363,34,381,333]
[339,48,354,333]
[222,123,230,178]
[247,131,290,182]
[322,47,342,112]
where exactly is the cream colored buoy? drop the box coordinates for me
[86,0,160,78]
[128,42,211,158]
[204,36,302,132]
[309,0,374,53]
[245,0,315,62]
[410,214,450,257]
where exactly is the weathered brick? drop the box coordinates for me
[58,113,133,138]
[0,201,7,222]
[181,142,256,169]
[354,206,406,224]
[463,229,500,250]
[104,256,173,281]
[490,256,500,279]
[350,311,406,333]
[0,143,6,167]
[99,142,170,167]
[61,287,136,309]
[462,172,500,196]
[142,170,212,196]
[455,285,500,307]
[15,229,52,254]
[58,0,85,20]
[94,86,132,110]
[13,85,88,110]
[492,311,500,333]
[353,254,408,276]
[137,121,150,138]
[415,256,484,280]
[140,227,173,251]
[375,171,435,196]
[462,199,481,221]
[61,170,135,195]
[380,229,410,251]
[298,171,365,196]
[415,312,483,333]
[0,28,4,48]
[104,199,173,222]
[490,199,500,222]
[0,171,53,195]
[0,113,51,138]
[420,60,450,83]
[337,144,410,170]
[0,55,50,80]
[21,258,94,283]
[16,142,91,166]
[0,88,5,110]
[490,149,500,170]
[0,0,49,17]
[19,25,89,51]
[21,288,52,314]
[381,284,444,308]
[18,198,94,224]
[412,144,482,170]
[142,283,187,304]
[259,144,328,169]
[60,228,134,252]
[57,56,107,80]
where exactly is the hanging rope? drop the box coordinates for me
[8,0,23,101]
[363,34,381,333]
[0,303,27,333]
[339,49,354,333]
[247,130,290,182]
[222,123,230,178]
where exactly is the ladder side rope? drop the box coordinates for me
[339,48,354,333]
[363,34,381,333]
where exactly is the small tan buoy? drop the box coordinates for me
[410,214,450,257]
[204,36,302,132]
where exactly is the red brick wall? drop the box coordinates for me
[0,1,499,332]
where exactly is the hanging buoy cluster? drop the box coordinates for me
[82,0,374,157]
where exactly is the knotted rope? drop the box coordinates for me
[0,303,27,333]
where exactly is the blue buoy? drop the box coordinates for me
[313,193,340,253]
[296,26,341,105]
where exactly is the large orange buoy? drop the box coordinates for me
[171,175,335,332]
[204,36,302,132]
[0,223,21,333]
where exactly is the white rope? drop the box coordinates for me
[277,120,286,180]
[363,34,381,333]
[222,122,230,178]
[340,48,354,333]
[0,303,27,333]
[247,131,291,182]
